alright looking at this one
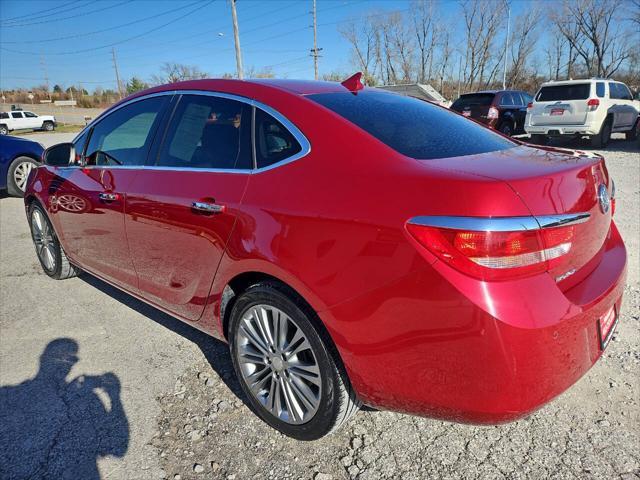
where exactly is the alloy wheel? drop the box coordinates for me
[235,304,322,424]
[31,209,57,272]
[13,161,34,192]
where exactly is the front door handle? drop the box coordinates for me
[192,201,226,214]
[99,192,120,202]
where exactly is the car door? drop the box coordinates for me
[51,95,170,289]
[23,111,41,129]
[125,93,252,321]
[10,111,27,129]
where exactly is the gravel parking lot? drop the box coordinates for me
[1,133,638,480]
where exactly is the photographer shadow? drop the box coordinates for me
[0,338,129,480]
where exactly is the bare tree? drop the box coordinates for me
[545,28,567,80]
[151,62,208,85]
[339,16,379,85]
[460,0,505,89]
[412,0,439,83]
[507,7,541,87]
[551,0,633,77]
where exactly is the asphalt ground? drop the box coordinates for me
[0,132,638,479]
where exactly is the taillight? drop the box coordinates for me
[488,106,499,119]
[406,220,576,281]
[527,102,533,109]
[610,179,616,216]
[587,98,600,111]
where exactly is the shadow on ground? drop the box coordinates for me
[77,273,246,401]
[0,338,129,479]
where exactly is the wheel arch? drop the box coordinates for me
[219,269,350,381]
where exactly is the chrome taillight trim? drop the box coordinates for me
[407,213,590,232]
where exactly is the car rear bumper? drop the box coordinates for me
[525,125,599,136]
[324,221,627,423]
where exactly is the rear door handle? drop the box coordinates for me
[191,201,226,214]
[99,192,120,202]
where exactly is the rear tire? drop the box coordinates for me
[0,124,8,135]
[28,203,79,280]
[228,281,360,440]
[43,121,54,132]
[530,134,548,145]
[591,119,612,148]
[498,121,514,137]
[7,156,38,197]
[625,119,638,141]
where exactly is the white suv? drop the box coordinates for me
[0,110,56,135]
[525,79,639,147]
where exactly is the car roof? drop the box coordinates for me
[144,78,349,96]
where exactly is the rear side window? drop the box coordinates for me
[309,90,515,160]
[536,84,590,101]
[596,82,605,98]
[254,108,302,168]
[85,96,168,166]
[451,93,495,110]
[500,93,516,106]
[522,93,533,104]
[0,112,8,119]
[158,95,252,170]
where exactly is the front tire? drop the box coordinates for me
[28,203,79,280]
[7,156,38,197]
[228,282,359,440]
[43,121,55,132]
[625,119,639,141]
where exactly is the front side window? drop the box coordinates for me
[11,112,23,119]
[255,108,302,168]
[309,90,515,160]
[157,95,252,170]
[618,84,632,100]
[85,96,167,166]
[24,112,37,118]
[609,83,621,99]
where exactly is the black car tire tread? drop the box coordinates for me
[228,281,360,440]
[0,124,8,135]
[7,156,38,197]
[28,203,79,280]
[43,121,54,131]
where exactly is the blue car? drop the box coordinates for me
[0,135,43,197]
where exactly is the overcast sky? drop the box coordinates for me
[0,0,532,91]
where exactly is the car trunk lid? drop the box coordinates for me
[419,145,613,283]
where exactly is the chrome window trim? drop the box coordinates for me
[70,89,311,174]
[407,213,590,232]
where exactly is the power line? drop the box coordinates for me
[0,0,83,24]
[1,1,214,56]
[1,0,90,26]
[2,1,215,44]
[1,0,130,28]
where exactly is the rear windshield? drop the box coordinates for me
[536,84,591,101]
[451,93,495,110]
[308,90,515,160]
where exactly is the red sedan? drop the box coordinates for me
[24,75,626,440]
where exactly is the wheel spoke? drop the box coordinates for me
[247,367,271,395]
[239,321,270,356]
[287,374,318,410]
[43,245,55,270]
[238,342,266,364]
[280,377,302,423]
[289,363,322,387]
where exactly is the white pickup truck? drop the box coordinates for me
[525,79,639,147]
[0,110,57,135]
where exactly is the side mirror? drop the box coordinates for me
[44,143,75,167]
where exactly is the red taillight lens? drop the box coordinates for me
[527,102,533,109]
[488,106,499,119]
[587,98,600,111]
[406,222,574,281]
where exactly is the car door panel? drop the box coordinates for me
[125,93,252,321]
[53,167,139,288]
[125,170,248,320]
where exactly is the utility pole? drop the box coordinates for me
[40,54,50,99]
[230,0,243,79]
[502,4,511,90]
[112,47,123,100]
[310,0,322,80]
